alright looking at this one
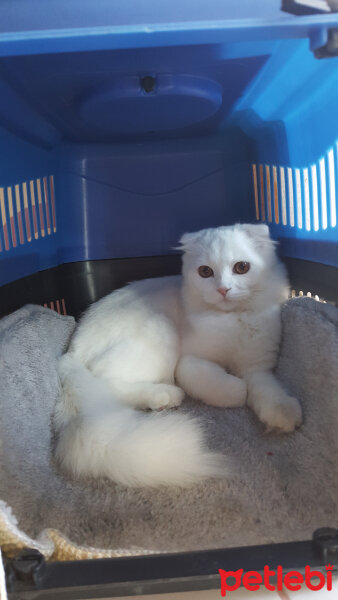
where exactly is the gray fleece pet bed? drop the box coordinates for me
[0,299,337,559]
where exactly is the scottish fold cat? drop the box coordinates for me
[55,223,302,487]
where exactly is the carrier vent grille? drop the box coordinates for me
[252,143,337,230]
[0,175,56,252]
[289,290,326,303]
[43,299,67,315]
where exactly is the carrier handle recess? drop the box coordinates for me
[282,0,338,56]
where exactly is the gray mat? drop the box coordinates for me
[0,299,337,555]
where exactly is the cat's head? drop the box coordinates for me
[178,224,288,311]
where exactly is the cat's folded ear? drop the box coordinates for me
[238,223,277,247]
[174,231,201,252]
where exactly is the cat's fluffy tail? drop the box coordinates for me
[55,354,225,487]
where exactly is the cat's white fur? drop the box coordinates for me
[55,223,302,487]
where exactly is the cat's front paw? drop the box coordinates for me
[258,395,302,432]
[148,385,185,411]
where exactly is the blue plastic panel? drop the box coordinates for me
[0,4,337,287]
[230,40,338,166]
[0,0,337,56]
[0,49,267,144]
[80,75,223,135]
[229,39,338,266]
[0,0,296,32]
[55,133,254,264]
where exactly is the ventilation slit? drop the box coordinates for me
[265,165,272,222]
[0,188,9,251]
[22,182,32,242]
[287,168,295,227]
[272,166,279,224]
[328,148,336,228]
[280,167,287,226]
[252,164,259,220]
[15,184,25,244]
[7,187,17,247]
[319,157,328,230]
[36,178,45,237]
[29,180,39,240]
[311,164,319,232]
[49,175,57,233]
[295,169,303,229]
[43,176,51,235]
[303,168,311,231]
[259,164,265,221]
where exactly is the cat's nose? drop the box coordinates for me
[217,287,231,297]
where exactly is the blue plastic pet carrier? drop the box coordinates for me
[1,0,338,597]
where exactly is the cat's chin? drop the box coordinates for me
[207,297,249,313]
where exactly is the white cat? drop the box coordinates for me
[55,223,302,487]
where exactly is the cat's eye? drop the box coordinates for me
[198,265,214,278]
[233,261,250,275]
